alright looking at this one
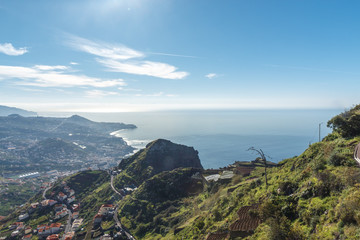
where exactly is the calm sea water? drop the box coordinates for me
[42,109,342,169]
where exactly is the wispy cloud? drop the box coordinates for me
[0,43,28,56]
[70,62,79,65]
[148,52,198,59]
[85,89,119,97]
[65,35,189,80]
[135,92,177,97]
[98,58,188,80]
[205,73,217,79]
[34,65,68,71]
[0,65,126,88]
[66,35,144,60]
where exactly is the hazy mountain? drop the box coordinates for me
[0,105,37,117]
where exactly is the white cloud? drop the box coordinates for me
[70,62,79,65]
[34,65,68,71]
[86,90,119,97]
[134,91,177,97]
[66,35,143,60]
[66,35,189,79]
[98,58,188,80]
[205,73,217,79]
[0,65,126,88]
[0,43,28,56]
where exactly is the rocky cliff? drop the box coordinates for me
[118,139,203,184]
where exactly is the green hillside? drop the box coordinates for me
[3,106,360,239]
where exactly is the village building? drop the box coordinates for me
[72,212,79,219]
[67,195,75,204]
[9,222,24,230]
[22,234,32,240]
[64,232,74,240]
[54,204,66,212]
[72,218,83,230]
[55,209,68,219]
[68,189,75,197]
[46,234,60,240]
[57,192,67,201]
[18,213,29,221]
[37,224,48,231]
[98,204,114,216]
[24,226,32,235]
[40,199,58,207]
[11,230,19,237]
[100,234,113,240]
[72,204,80,212]
[49,223,61,234]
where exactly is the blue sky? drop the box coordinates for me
[0,0,359,112]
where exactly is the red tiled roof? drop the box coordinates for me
[50,223,61,228]
[101,204,114,208]
[46,234,59,240]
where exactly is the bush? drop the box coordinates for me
[328,151,346,166]
[327,105,360,137]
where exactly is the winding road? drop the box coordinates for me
[110,173,136,240]
[42,186,51,200]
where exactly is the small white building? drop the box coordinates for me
[18,213,29,221]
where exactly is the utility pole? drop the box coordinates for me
[319,122,323,142]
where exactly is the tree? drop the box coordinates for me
[248,147,269,188]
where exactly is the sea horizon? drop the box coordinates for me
[37,108,343,169]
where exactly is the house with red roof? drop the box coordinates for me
[46,234,60,240]
[55,209,68,219]
[22,234,32,240]
[98,204,114,216]
[67,195,75,204]
[49,223,61,233]
[57,192,67,201]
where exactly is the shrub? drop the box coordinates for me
[327,105,360,137]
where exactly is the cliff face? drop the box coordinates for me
[144,139,203,172]
[118,139,203,184]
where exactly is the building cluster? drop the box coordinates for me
[93,204,115,226]
[5,183,81,240]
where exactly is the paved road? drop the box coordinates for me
[110,175,124,199]
[110,174,136,240]
[61,209,72,240]
[42,186,51,200]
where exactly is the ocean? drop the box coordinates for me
[53,109,342,169]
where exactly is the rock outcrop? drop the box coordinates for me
[119,139,203,184]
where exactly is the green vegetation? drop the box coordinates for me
[328,104,360,137]
[115,105,360,239]
[0,182,38,216]
[4,105,360,239]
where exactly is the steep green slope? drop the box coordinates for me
[118,168,204,238]
[3,106,360,240]
[113,107,360,240]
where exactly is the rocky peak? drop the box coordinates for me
[144,139,203,172]
[119,139,203,184]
